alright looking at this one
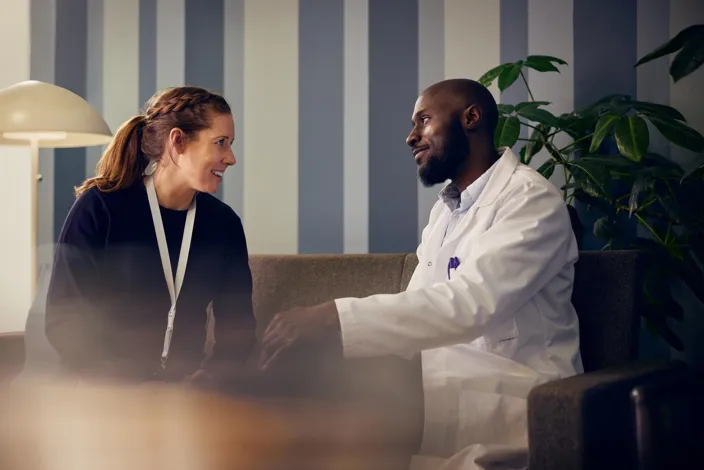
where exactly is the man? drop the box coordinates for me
[259,79,583,470]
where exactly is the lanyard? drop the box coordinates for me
[145,174,197,370]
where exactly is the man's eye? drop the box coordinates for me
[422,116,431,124]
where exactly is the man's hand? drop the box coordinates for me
[183,369,218,389]
[259,301,341,371]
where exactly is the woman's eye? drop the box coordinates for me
[216,139,226,146]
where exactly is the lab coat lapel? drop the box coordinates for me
[438,147,520,249]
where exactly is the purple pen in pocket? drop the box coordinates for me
[447,256,460,279]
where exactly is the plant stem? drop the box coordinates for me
[519,121,542,132]
[558,133,594,153]
[520,70,536,101]
[635,213,665,245]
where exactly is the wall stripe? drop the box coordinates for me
[53,0,88,241]
[156,0,185,91]
[527,0,574,190]
[139,0,157,108]
[368,0,419,254]
[445,0,501,98]
[342,0,369,254]
[573,0,638,109]
[8,0,704,264]
[500,0,529,106]
[222,0,245,217]
[243,0,299,254]
[30,0,57,267]
[417,0,444,241]
[668,0,704,368]
[185,0,225,200]
[298,0,344,254]
[102,0,140,146]
[85,0,104,177]
[669,0,704,163]
[637,0,671,157]
[573,0,638,249]
[0,0,33,332]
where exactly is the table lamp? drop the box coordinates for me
[0,80,113,300]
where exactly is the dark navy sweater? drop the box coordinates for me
[45,181,256,382]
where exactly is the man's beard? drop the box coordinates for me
[418,127,469,188]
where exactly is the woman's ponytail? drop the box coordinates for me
[74,115,149,196]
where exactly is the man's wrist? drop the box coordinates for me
[322,300,342,332]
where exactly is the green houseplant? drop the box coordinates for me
[477,45,704,350]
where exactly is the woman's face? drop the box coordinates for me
[175,113,236,194]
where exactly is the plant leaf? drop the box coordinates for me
[589,113,621,153]
[635,25,694,66]
[629,171,649,216]
[498,62,523,91]
[643,267,685,322]
[614,115,650,162]
[514,101,551,112]
[478,64,511,88]
[525,55,568,66]
[680,151,704,182]
[516,107,562,128]
[524,125,549,163]
[497,103,515,115]
[569,160,612,199]
[671,39,704,82]
[537,160,556,179]
[642,315,684,351]
[580,94,632,117]
[572,188,616,216]
[495,116,521,148]
[523,55,564,73]
[579,156,638,174]
[593,215,619,239]
[632,101,686,122]
[649,116,704,153]
[519,146,527,164]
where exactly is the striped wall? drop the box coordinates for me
[16,0,704,264]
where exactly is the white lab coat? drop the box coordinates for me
[335,148,583,470]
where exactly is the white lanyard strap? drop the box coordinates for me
[145,174,197,369]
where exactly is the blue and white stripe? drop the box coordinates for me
[14,0,704,259]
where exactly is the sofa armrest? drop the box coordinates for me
[527,360,686,470]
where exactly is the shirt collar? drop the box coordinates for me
[438,153,502,212]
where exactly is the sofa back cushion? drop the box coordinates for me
[248,254,424,454]
[571,250,643,371]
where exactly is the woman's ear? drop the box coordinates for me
[461,104,482,131]
[168,127,187,155]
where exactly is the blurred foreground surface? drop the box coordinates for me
[0,381,414,470]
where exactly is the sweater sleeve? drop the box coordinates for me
[45,189,115,375]
[203,211,256,374]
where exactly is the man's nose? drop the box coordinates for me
[406,129,419,148]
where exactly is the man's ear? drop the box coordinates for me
[168,127,187,154]
[461,104,482,131]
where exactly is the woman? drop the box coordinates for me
[45,86,256,389]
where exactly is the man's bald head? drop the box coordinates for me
[420,78,499,136]
[406,79,499,188]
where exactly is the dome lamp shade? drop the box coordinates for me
[0,80,113,147]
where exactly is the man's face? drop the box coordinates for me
[406,93,469,187]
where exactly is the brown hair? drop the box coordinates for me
[75,86,231,196]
